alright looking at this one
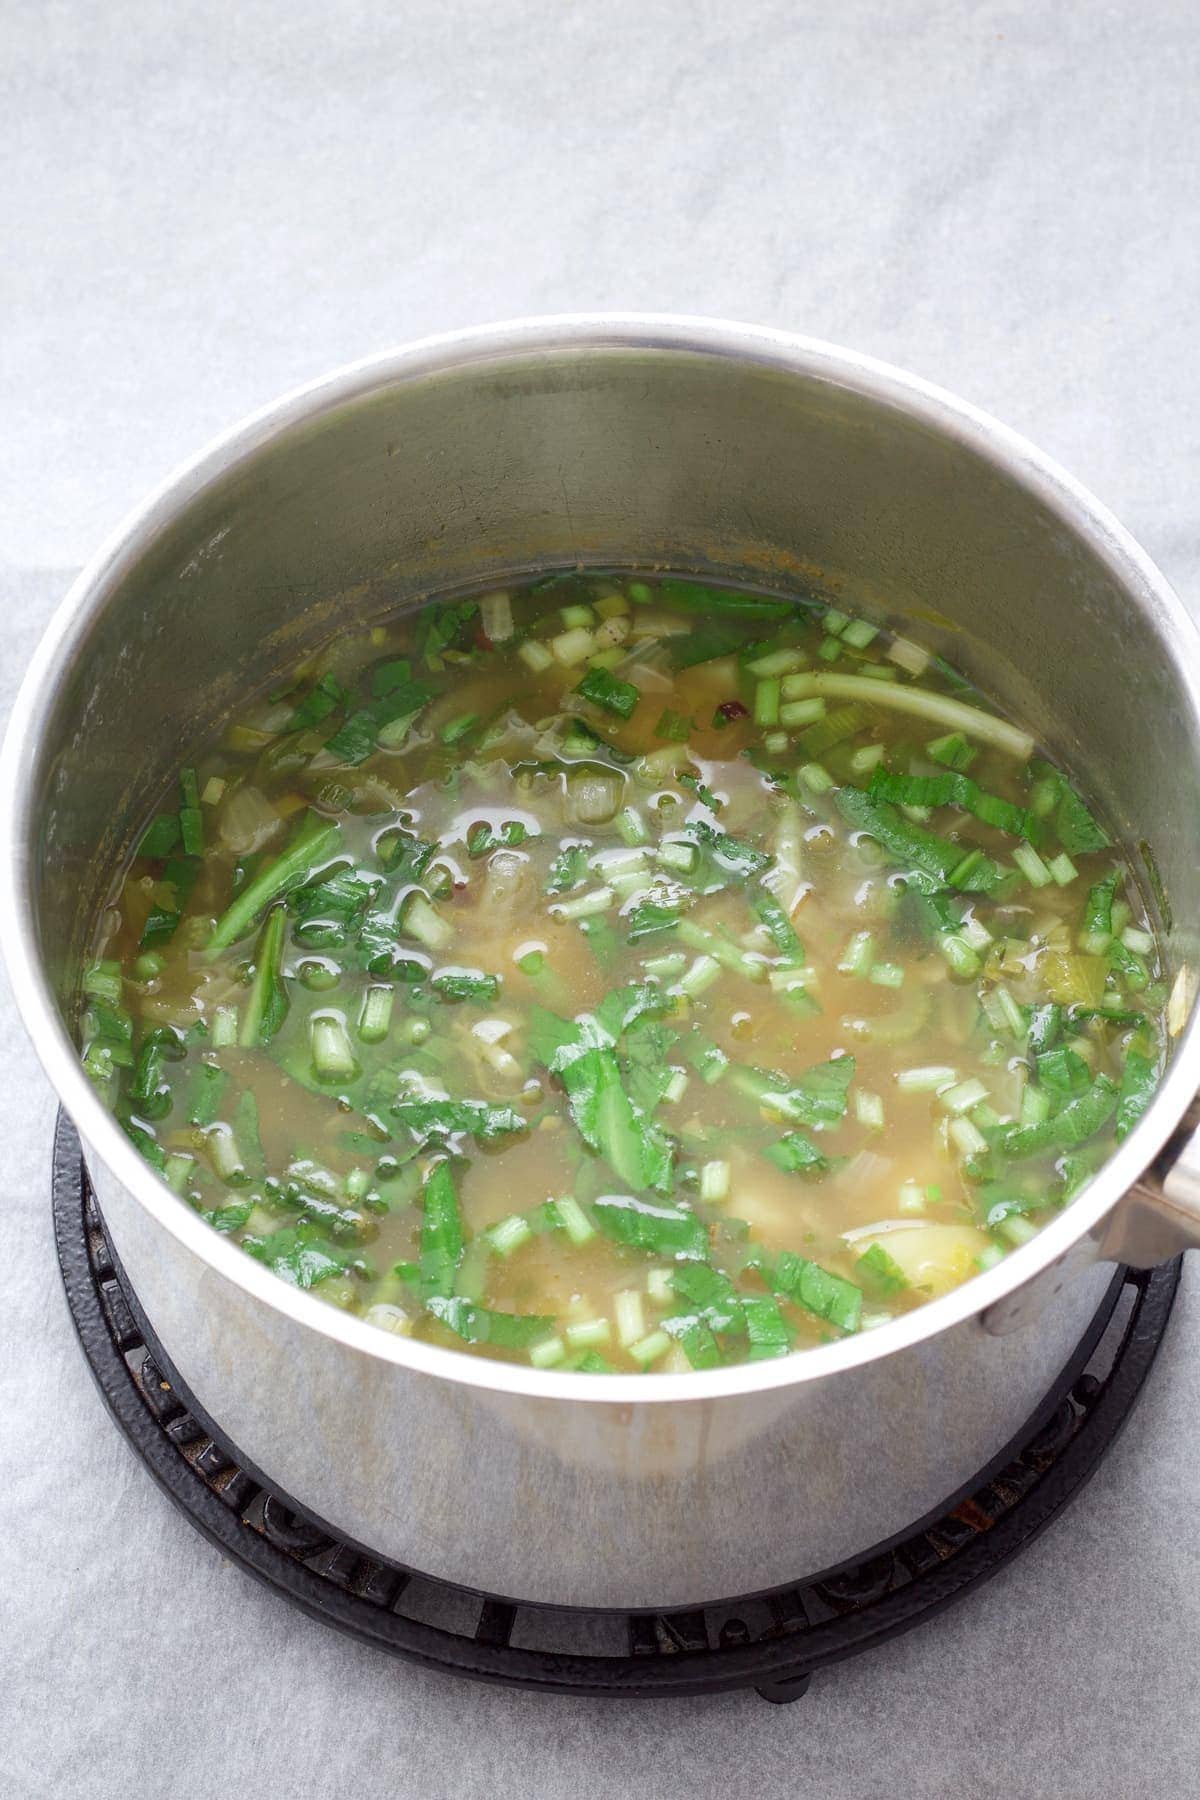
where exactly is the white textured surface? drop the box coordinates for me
[4,3,1200,1794]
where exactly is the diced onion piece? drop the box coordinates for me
[549,626,595,666]
[858,1222,993,1293]
[365,1303,414,1336]
[517,640,554,674]
[615,1288,646,1347]
[886,635,932,675]
[566,767,623,825]
[479,590,514,642]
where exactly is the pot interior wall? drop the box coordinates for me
[31,343,1200,1034]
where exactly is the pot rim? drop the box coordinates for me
[4,311,1199,1405]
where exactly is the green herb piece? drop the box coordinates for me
[1079,869,1120,951]
[1115,1047,1158,1142]
[1026,1003,1063,1056]
[139,853,201,949]
[128,1026,182,1120]
[856,1241,908,1299]
[626,897,681,942]
[926,732,978,771]
[743,1295,794,1359]
[1055,779,1110,855]
[289,671,346,729]
[575,666,640,720]
[390,1097,526,1150]
[764,1132,829,1177]
[240,905,290,1046]
[676,770,723,813]
[771,1249,862,1332]
[835,785,1006,894]
[656,579,794,620]
[669,1261,746,1333]
[179,768,203,856]
[687,819,773,884]
[139,813,181,859]
[591,1193,708,1259]
[424,1295,557,1349]
[752,891,804,963]
[730,1055,856,1127]
[414,599,479,667]
[325,673,436,764]
[432,968,501,1003]
[661,1314,725,1368]
[1035,1045,1092,1096]
[667,618,750,669]
[868,768,1034,839]
[546,843,590,894]
[209,813,343,951]
[990,1073,1118,1161]
[419,1160,465,1298]
[244,1226,353,1289]
[186,1060,228,1128]
[654,708,694,741]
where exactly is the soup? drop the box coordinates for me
[77,572,1167,1373]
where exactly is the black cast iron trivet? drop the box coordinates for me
[53,1110,1180,1702]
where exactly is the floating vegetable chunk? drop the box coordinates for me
[77,571,1168,1371]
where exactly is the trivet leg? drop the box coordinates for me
[755,1671,812,1704]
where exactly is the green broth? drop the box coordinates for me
[77,572,1168,1372]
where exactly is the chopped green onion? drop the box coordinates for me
[616,806,649,847]
[754,678,781,726]
[357,985,394,1043]
[553,1195,596,1246]
[628,1329,672,1368]
[838,931,876,977]
[311,1014,358,1082]
[615,1288,647,1347]
[941,1077,989,1115]
[926,731,977,771]
[657,839,698,875]
[849,743,886,775]
[529,1335,567,1368]
[678,953,722,996]
[747,647,807,677]
[897,1064,957,1092]
[550,885,614,921]
[401,891,454,950]
[487,1214,534,1257]
[778,673,1034,759]
[566,1317,611,1349]
[949,1116,987,1157]
[841,618,879,649]
[868,962,905,989]
[938,934,982,979]
[1013,843,1052,888]
[208,813,342,951]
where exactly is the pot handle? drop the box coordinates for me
[980,1095,1200,1336]
[1099,1093,1200,1267]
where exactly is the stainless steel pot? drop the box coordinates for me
[5,316,1200,1609]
